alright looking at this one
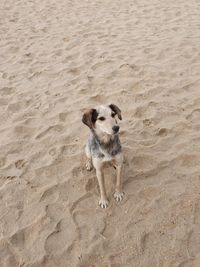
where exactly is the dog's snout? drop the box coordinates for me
[112,125,119,133]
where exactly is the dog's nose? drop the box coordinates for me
[112,125,119,133]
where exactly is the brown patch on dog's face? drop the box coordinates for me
[109,104,122,120]
[82,109,98,129]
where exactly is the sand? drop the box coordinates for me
[0,0,200,266]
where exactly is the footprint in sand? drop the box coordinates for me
[14,125,35,139]
[186,109,200,123]
[177,154,200,168]
[48,148,57,156]
[85,177,96,192]
[156,128,169,137]
[91,60,113,72]
[0,157,6,168]
[0,87,14,96]
[76,254,104,267]
[89,94,104,102]
[135,105,156,119]
[58,112,70,122]
[40,184,59,203]
[193,199,200,224]
[35,125,64,139]
[45,216,77,255]
[68,67,81,76]
[62,144,78,156]
[143,118,153,126]
[15,159,27,169]
[133,154,158,172]
[0,175,17,180]
[0,241,18,266]
[187,228,200,258]
[8,46,19,54]
[73,208,105,242]
[72,166,83,178]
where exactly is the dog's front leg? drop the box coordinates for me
[85,143,93,171]
[96,170,109,208]
[114,154,125,202]
[93,159,109,208]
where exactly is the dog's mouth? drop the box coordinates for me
[103,127,120,136]
[95,126,120,140]
[105,131,118,136]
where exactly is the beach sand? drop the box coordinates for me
[0,0,200,266]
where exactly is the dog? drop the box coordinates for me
[82,104,124,208]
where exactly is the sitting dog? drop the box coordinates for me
[82,104,124,208]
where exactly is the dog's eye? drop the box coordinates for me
[99,117,105,121]
[111,113,115,118]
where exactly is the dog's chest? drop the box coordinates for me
[99,148,114,162]
[89,132,121,161]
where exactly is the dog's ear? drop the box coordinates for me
[109,104,122,120]
[82,109,98,129]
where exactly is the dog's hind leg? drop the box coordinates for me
[85,143,93,171]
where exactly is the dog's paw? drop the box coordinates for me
[114,191,125,202]
[86,160,93,171]
[99,199,109,209]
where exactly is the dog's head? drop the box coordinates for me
[82,104,122,136]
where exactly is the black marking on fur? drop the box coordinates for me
[91,109,98,124]
[88,130,121,158]
[109,104,122,120]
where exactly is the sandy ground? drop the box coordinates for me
[0,0,200,266]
